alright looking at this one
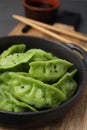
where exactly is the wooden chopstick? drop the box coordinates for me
[12,14,87,51]
[12,14,74,43]
[13,15,87,42]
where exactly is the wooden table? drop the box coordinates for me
[0,23,87,130]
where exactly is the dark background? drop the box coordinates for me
[0,0,87,37]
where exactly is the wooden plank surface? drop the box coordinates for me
[0,23,87,130]
[9,22,87,50]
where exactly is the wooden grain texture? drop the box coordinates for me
[9,22,87,51]
[13,14,87,42]
[0,23,87,130]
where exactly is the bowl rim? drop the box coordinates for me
[0,35,86,116]
[22,0,60,12]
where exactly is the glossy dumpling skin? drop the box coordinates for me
[0,44,78,112]
[0,83,37,112]
[29,59,73,81]
[0,73,38,112]
[8,72,66,109]
[0,44,26,58]
[53,69,77,98]
[26,49,57,61]
[0,52,35,70]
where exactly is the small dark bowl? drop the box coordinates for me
[0,36,86,129]
[22,0,60,23]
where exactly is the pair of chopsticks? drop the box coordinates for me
[12,14,87,51]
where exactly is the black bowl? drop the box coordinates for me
[0,36,86,128]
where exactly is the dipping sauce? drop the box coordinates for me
[23,0,60,23]
[27,2,53,8]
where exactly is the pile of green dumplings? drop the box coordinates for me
[0,44,77,112]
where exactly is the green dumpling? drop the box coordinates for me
[53,69,77,98]
[26,49,57,61]
[8,72,66,109]
[0,86,37,112]
[0,52,35,70]
[29,59,73,81]
[0,44,26,58]
[0,45,78,112]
